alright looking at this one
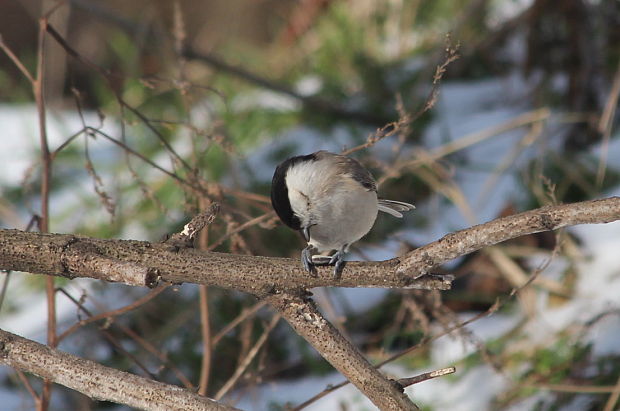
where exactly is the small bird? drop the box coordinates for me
[270,150,414,276]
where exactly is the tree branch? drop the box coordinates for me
[397,196,620,277]
[0,197,618,410]
[0,328,240,411]
[0,230,451,294]
[266,291,419,410]
[1,198,618,295]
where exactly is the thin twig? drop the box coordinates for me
[117,322,195,389]
[198,284,212,396]
[16,370,42,408]
[378,107,552,186]
[43,23,201,186]
[342,36,460,156]
[212,300,268,346]
[57,284,168,342]
[207,212,275,250]
[525,383,619,394]
[80,125,267,206]
[85,127,196,189]
[32,17,56,411]
[63,286,195,389]
[214,314,281,401]
[0,34,35,83]
[603,372,620,411]
[196,200,218,396]
[57,289,159,379]
[596,60,620,187]
[398,367,456,387]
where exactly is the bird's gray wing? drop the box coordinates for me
[314,151,377,191]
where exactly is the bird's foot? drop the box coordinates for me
[328,247,347,278]
[301,245,317,276]
[303,246,347,278]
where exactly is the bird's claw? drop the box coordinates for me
[301,245,347,278]
[328,249,346,278]
[301,245,317,276]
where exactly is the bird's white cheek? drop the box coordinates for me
[288,189,311,225]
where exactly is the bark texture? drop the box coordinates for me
[267,292,419,410]
[0,229,451,294]
[397,197,620,276]
[0,197,618,410]
[0,328,239,411]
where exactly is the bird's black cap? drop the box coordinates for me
[270,152,318,231]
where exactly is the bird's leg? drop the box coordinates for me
[328,244,348,278]
[302,242,348,277]
[301,244,317,275]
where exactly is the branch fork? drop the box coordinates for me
[0,197,619,410]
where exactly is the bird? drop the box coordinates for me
[270,150,414,276]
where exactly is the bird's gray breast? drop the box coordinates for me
[308,182,378,252]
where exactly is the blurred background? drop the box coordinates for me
[1,0,619,410]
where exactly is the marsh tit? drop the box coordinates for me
[270,150,414,276]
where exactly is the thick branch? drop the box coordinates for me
[0,197,617,410]
[266,292,418,410]
[397,196,620,277]
[0,231,450,294]
[0,198,618,294]
[0,328,239,411]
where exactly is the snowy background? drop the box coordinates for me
[1,0,619,410]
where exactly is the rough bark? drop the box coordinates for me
[397,196,620,277]
[0,328,239,411]
[266,292,419,410]
[1,197,618,294]
[0,229,451,294]
[0,197,618,410]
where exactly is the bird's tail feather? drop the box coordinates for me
[378,199,415,218]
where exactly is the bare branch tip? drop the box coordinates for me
[163,202,221,250]
[398,366,457,388]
